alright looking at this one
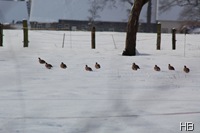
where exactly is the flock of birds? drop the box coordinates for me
[38,57,100,71]
[38,57,190,73]
[132,62,190,73]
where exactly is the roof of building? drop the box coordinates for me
[30,0,131,23]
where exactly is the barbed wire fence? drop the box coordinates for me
[28,29,127,50]
[1,26,200,58]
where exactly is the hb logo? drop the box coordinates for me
[180,122,194,131]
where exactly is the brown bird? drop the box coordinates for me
[154,65,161,71]
[95,62,101,69]
[183,65,190,73]
[38,57,46,64]
[132,63,140,70]
[85,65,93,71]
[60,62,67,69]
[168,64,175,70]
[45,63,53,69]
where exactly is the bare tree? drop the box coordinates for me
[122,0,149,56]
[90,0,149,55]
[160,0,200,27]
[180,5,200,21]
[180,1,200,21]
[109,0,151,55]
[159,0,200,12]
[121,0,152,33]
[88,0,117,26]
[88,0,103,26]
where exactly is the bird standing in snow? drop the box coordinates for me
[60,62,67,69]
[183,65,190,73]
[95,62,101,69]
[85,65,93,71]
[45,63,53,69]
[38,57,46,64]
[168,64,175,70]
[154,65,161,71]
[132,63,140,70]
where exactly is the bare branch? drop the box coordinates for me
[120,0,134,6]
[160,0,200,21]
[159,0,177,12]
[159,0,200,14]
[88,0,103,24]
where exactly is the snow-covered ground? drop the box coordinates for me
[0,30,200,133]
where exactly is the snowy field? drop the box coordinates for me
[0,30,200,133]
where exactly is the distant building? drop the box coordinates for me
[0,0,197,32]
[29,0,196,32]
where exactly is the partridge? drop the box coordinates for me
[45,63,53,69]
[85,65,93,71]
[95,62,101,69]
[38,57,46,64]
[183,65,190,73]
[60,62,67,69]
[154,65,161,71]
[132,63,140,70]
[168,64,175,70]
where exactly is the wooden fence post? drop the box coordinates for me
[156,22,161,50]
[172,28,176,50]
[23,20,29,47]
[0,23,3,47]
[91,26,95,49]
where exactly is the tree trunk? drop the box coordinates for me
[122,0,149,56]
